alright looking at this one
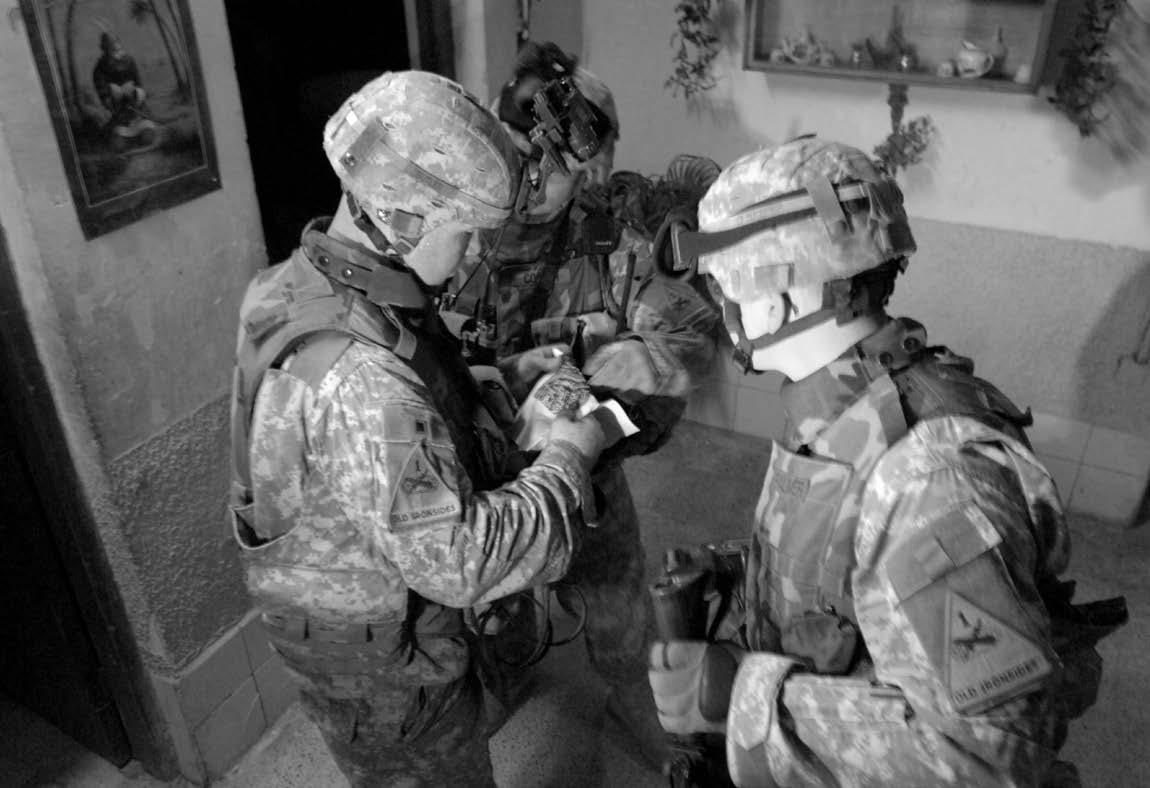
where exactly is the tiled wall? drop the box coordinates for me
[1029,414,1150,524]
[147,612,296,784]
[684,353,790,442]
[685,360,1150,525]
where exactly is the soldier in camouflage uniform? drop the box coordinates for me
[647,137,1124,787]
[229,71,616,787]
[441,42,721,766]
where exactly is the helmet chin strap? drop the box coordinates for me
[744,313,884,381]
[722,258,904,376]
[346,192,418,257]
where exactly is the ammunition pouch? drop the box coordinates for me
[260,612,410,676]
[258,602,471,698]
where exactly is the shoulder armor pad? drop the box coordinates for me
[894,355,1033,444]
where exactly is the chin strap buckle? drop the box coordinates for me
[347,192,420,257]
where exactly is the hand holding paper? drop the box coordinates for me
[513,360,639,455]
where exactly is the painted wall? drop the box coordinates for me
[563,0,1150,435]
[482,0,520,104]
[457,0,585,105]
[0,0,263,667]
[451,0,492,101]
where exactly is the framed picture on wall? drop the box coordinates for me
[19,0,221,239]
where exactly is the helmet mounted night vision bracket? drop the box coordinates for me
[506,75,613,219]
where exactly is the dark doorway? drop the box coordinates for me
[0,334,130,767]
[224,1,415,263]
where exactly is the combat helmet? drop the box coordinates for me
[687,137,915,302]
[324,71,521,255]
[668,136,916,368]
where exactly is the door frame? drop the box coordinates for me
[0,222,175,776]
[404,0,456,78]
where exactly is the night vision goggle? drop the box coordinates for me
[499,74,614,216]
[657,175,880,283]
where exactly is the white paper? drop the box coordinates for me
[513,368,639,452]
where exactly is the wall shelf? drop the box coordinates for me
[744,0,1058,93]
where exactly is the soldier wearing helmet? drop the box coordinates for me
[440,42,721,768]
[647,137,1124,786]
[229,71,614,787]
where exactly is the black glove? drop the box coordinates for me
[780,611,859,675]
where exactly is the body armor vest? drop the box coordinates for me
[749,319,1039,648]
[230,224,511,692]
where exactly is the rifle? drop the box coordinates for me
[648,540,748,788]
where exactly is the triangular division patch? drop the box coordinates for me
[946,591,1052,714]
[389,445,461,530]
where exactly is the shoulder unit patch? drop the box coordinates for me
[946,591,1052,714]
[389,444,462,530]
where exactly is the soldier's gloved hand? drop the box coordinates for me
[546,412,609,469]
[498,343,570,402]
[648,641,744,736]
[780,611,859,675]
[583,338,661,404]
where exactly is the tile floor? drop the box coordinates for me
[3,420,1147,787]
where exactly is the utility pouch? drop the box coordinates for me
[581,212,618,256]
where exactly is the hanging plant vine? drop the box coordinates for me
[873,84,936,176]
[874,116,936,175]
[1049,0,1123,136]
[666,0,721,98]
[662,2,936,173]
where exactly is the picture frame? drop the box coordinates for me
[19,0,221,239]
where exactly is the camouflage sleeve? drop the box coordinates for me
[727,448,1064,787]
[612,226,720,396]
[315,351,594,610]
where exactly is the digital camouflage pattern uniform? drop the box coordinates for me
[724,316,1099,787]
[228,67,597,786]
[230,230,600,787]
[444,197,720,696]
[670,138,1112,787]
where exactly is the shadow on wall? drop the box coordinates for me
[1071,257,1150,439]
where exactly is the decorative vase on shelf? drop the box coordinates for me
[987,26,1008,76]
[956,41,994,79]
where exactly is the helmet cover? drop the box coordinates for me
[324,71,521,243]
[697,137,915,304]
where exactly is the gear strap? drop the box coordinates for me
[232,231,493,512]
[307,210,429,308]
[231,285,378,508]
[521,208,572,333]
